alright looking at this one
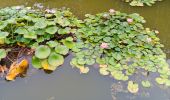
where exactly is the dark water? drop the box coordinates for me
[0,0,170,100]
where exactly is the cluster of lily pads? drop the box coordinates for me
[0,6,169,92]
[123,0,163,6]
[71,9,170,90]
[0,6,82,70]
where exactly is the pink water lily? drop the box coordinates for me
[127,18,133,23]
[100,43,109,49]
[109,9,115,14]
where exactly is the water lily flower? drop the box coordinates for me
[103,13,109,18]
[109,9,115,14]
[15,6,22,10]
[45,9,56,14]
[34,3,44,9]
[127,18,133,23]
[155,30,159,34]
[100,43,109,49]
[146,37,152,43]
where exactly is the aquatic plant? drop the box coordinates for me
[0,6,81,71]
[0,6,169,93]
[71,9,170,90]
[123,0,163,6]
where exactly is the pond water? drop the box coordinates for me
[0,0,170,100]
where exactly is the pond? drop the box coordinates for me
[0,0,170,100]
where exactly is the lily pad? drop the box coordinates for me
[48,52,64,67]
[45,26,58,34]
[127,81,139,94]
[35,45,51,59]
[41,59,57,71]
[32,56,42,69]
[0,31,9,39]
[80,67,89,74]
[141,81,151,88]
[55,45,69,55]
[99,68,109,76]
[0,49,7,59]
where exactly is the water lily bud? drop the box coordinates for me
[127,18,133,23]
[103,13,109,18]
[155,30,159,34]
[109,9,115,14]
[146,38,152,43]
[15,6,22,10]
[100,43,109,49]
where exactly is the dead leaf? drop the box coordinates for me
[6,59,29,81]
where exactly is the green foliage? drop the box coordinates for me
[70,10,170,89]
[0,6,169,92]
[123,0,163,6]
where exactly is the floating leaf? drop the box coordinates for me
[0,49,7,59]
[80,67,89,74]
[34,18,47,29]
[55,45,69,55]
[35,45,51,59]
[127,81,139,94]
[141,81,151,88]
[32,56,42,69]
[48,52,64,67]
[46,41,59,48]
[41,59,57,71]
[155,77,166,85]
[45,26,58,34]
[0,31,9,39]
[15,27,28,35]
[99,68,109,75]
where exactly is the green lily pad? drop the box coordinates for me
[55,45,69,55]
[127,81,139,94]
[141,81,151,88]
[46,41,59,48]
[15,27,28,35]
[58,27,70,34]
[155,77,166,85]
[0,49,7,59]
[41,59,57,71]
[0,31,9,39]
[77,58,86,65]
[45,26,58,34]
[99,68,109,75]
[35,45,51,59]
[62,37,75,49]
[48,52,64,67]
[34,18,47,29]
[32,56,42,69]
[24,31,37,39]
